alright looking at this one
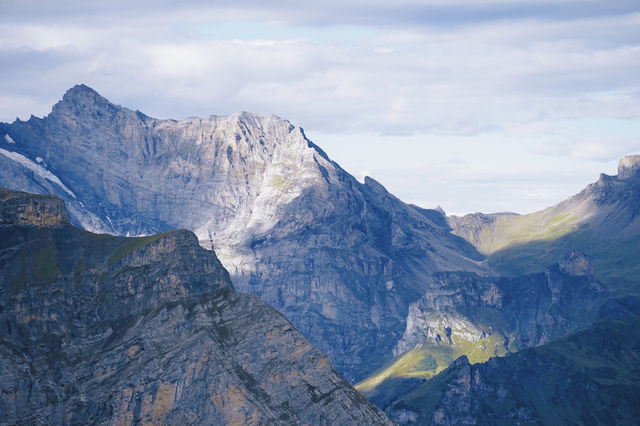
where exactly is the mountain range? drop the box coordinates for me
[449,156,640,298]
[1,85,639,423]
[356,250,628,407]
[0,84,487,382]
[384,315,640,424]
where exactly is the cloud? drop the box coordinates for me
[1,4,638,132]
[1,1,639,213]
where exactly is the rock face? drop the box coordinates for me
[618,154,640,179]
[0,85,486,381]
[356,252,625,406]
[448,155,640,294]
[398,251,618,354]
[0,188,69,227]
[385,316,640,425]
[0,188,392,425]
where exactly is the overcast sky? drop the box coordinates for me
[2,0,639,214]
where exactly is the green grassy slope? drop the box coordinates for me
[386,316,640,424]
[449,169,640,296]
[488,228,640,296]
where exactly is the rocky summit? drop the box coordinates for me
[0,188,392,425]
[0,85,486,381]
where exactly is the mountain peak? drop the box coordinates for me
[62,84,103,102]
[618,155,640,179]
[51,84,115,117]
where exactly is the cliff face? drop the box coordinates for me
[356,251,624,405]
[0,85,486,380]
[0,187,69,227]
[385,316,640,425]
[0,188,392,425]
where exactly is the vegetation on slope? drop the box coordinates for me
[385,316,640,424]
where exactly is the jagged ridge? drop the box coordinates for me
[0,85,486,381]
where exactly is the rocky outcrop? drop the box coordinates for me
[558,250,593,276]
[617,154,640,179]
[0,85,486,381]
[397,251,618,356]
[385,316,640,425]
[356,251,625,407]
[0,187,69,227]
[0,188,392,425]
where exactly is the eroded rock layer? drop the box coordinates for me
[0,188,392,425]
[0,85,486,380]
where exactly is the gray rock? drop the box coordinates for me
[0,188,393,425]
[617,154,640,179]
[0,187,69,227]
[397,251,620,357]
[0,85,486,381]
[385,316,640,425]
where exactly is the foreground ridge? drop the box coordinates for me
[0,188,392,425]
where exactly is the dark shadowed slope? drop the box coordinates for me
[384,316,640,425]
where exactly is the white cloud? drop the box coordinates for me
[0,1,638,213]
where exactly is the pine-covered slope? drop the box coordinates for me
[0,85,486,381]
[0,188,392,425]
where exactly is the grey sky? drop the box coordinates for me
[1,0,639,214]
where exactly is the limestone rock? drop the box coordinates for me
[0,188,392,425]
[396,256,619,358]
[0,85,486,381]
[618,154,640,179]
[0,187,69,227]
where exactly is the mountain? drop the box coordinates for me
[0,84,486,381]
[448,155,640,298]
[383,315,640,425]
[0,188,392,425]
[355,251,626,404]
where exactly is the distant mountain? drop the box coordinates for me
[0,188,392,425]
[0,85,486,381]
[449,155,640,297]
[383,315,640,425]
[356,251,626,404]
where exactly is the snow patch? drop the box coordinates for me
[36,157,43,163]
[4,134,15,144]
[0,147,76,198]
